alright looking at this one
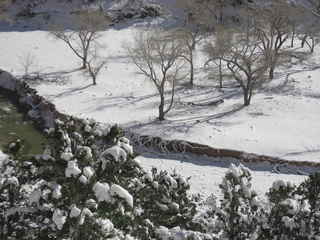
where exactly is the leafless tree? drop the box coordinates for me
[247,1,293,79]
[48,9,108,70]
[298,1,320,55]
[299,19,320,53]
[167,0,211,85]
[204,0,239,24]
[124,29,188,121]
[203,24,230,88]
[204,23,267,105]
[85,47,108,85]
[19,51,35,79]
[300,0,320,19]
[287,4,304,47]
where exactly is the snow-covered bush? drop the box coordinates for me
[293,172,320,239]
[1,116,319,239]
[108,0,161,22]
[130,167,197,238]
[0,158,37,239]
[264,173,320,240]
[0,117,196,239]
[262,179,297,239]
[194,164,320,240]
[17,4,36,18]
[124,0,161,18]
[202,163,268,240]
[262,173,320,240]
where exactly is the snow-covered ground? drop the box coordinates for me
[0,0,319,199]
[1,27,319,162]
[136,152,310,199]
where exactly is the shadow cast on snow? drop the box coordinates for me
[128,103,245,135]
[20,68,81,86]
[266,66,320,97]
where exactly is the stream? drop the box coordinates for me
[0,87,47,159]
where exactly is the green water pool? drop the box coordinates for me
[0,87,48,159]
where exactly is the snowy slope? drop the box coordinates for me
[1,27,319,162]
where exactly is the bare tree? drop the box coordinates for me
[168,0,211,85]
[247,1,293,79]
[19,51,35,79]
[287,4,304,47]
[85,47,108,85]
[203,23,230,88]
[198,0,243,88]
[204,0,240,24]
[124,29,188,121]
[169,0,237,85]
[299,1,320,59]
[299,19,320,53]
[48,9,108,70]
[300,0,320,19]
[205,24,267,105]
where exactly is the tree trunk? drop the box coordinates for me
[291,31,294,47]
[244,88,251,106]
[290,25,295,48]
[191,38,196,51]
[310,38,315,53]
[219,58,223,88]
[189,57,194,85]
[301,34,307,48]
[269,66,274,80]
[229,197,236,240]
[82,53,87,69]
[189,46,194,85]
[158,94,165,121]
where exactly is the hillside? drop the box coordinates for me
[1,0,319,163]
[1,1,320,239]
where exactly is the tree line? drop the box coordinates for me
[1,0,319,119]
[125,0,320,118]
[38,0,320,121]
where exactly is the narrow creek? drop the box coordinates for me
[0,87,48,159]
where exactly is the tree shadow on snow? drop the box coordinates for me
[266,66,320,97]
[21,68,81,87]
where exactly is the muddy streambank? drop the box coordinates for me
[1,69,319,170]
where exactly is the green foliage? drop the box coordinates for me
[0,158,38,239]
[209,163,266,240]
[292,172,320,239]
[132,168,196,230]
[0,117,196,239]
[202,165,320,240]
[2,117,319,240]
[261,180,297,239]
[262,174,320,240]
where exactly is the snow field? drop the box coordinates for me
[136,153,309,199]
[1,26,319,162]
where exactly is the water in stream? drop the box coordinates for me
[0,87,47,159]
